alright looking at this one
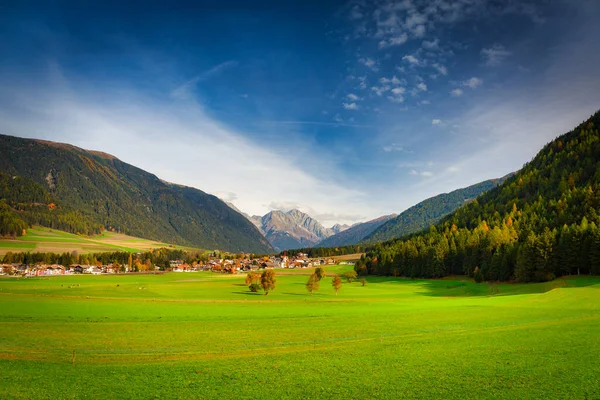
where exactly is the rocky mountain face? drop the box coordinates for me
[250,209,337,251]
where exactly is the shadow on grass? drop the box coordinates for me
[416,275,600,298]
[231,291,263,296]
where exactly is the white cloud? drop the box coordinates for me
[379,33,409,48]
[347,93,360,101]
[432,119,442,125]
[450,88,464,97]
[343,102,359,110]
[481,44,511,66]
[382,143,406,152]
[402,55,422,65]
[391,87,406,95]
[433,63,448,76]
[359,57,379,71]
[357,76,367,89]
[418,100,431,105]
[446,165,460,173]
[387,95,405,103]
[410,169,433,177]
[463,77,483,89]
[411,82,427,96]
[371,85,391,96]
[422,38,440,50]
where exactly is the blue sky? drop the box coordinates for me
[1,0,600,226]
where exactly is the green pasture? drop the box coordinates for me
[0,227,200,255]
[0,267,599,399]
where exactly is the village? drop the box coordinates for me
[0,252,354,277]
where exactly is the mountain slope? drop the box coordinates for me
[356,111,600,282]
[0,134,273,253]
[253,209,334,250]
[316,214,397,247]
[362,176,512,244]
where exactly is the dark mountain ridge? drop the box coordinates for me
[0,134,273,253]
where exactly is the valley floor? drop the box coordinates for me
[0,267,599,399]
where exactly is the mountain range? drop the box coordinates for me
[248,209,349,251]
[0,134,273,254]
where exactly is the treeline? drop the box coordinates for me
[353,112,600,282]
[284,244,366,258]
[1,248,211,271]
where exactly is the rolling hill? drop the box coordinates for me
[316,214,397,248]
[0,134,273,254]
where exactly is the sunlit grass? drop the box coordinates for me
[0,268,598,399]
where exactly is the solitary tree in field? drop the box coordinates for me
[360,277,367,286]
[261,269,276,295]
[343,270,357,283]
[306,273,319,295]
[314,267,325,281]
[332,276,342,295]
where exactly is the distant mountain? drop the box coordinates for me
[0,134,273,254]
[330,223,351,235]
[251,209,335,251]
[362,175,512,244]
[316,214,397,248]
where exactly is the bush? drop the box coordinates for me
[249,283,261,292]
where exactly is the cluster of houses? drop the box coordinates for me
[0,263,120,276]
[170,253,340,274]
[0,253,349,277]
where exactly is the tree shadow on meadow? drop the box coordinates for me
[416,275,600,298]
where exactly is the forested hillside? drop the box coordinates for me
[0,135,273,253]
[355,111,600,282]
[362,176,510,244]
[316,214,396,248]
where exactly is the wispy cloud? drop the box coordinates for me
[379,33,408,48]
[481,44,511,66]
[359,57,379,71]
[343,102,359,110]
[402,54,424,66]
[171,60,238,100]
[450,88,464,97]
[463,77,483,89]
[432,63,448,76]
[410,169,433,177]
[371,85,391,96]
[432,119,442,125]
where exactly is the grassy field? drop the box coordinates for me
[0,226,200,255]
[0,266,599,399]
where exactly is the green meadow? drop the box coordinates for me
[0,226,199,255]
[0,266,599,399]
